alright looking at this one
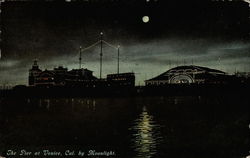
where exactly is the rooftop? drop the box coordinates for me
[146,65,226,81]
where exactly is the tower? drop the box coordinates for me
[117,45,120,74]
[29,59,42,86]
[79,46,82,69]
[100,32,103,79]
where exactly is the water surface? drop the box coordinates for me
[0,96,249,158]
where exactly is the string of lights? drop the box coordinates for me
[81,39,119,53]
[80,40,100,52]
[102,40,119,49]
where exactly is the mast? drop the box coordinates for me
[79,46,82,69]
[100,32,103,79]
[117,45,120,74]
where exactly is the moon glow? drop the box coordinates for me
[142,16,150,23]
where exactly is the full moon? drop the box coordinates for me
[142,16,150,23]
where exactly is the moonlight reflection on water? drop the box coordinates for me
[130,106,163,158]
[0,96,249,158]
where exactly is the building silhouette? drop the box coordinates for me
[29,60,42,86]
[29,60,97,87]
[145,65,235,86]
[29,60,135,88]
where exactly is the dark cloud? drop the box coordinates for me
[1,0,250,85]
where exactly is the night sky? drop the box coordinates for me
[0,0,250,85]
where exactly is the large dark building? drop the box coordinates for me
[145,65,234,86]
[29,60,97,87]
[29,60,135,88]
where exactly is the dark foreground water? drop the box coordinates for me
[0,96,249,158]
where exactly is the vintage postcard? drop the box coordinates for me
[0,0,249,158]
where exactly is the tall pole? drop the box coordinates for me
[117,45,120,74]
[100,32,103,79]
[218,57,221,70]
[79,46,82,69]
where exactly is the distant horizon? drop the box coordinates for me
[0,61,249,87]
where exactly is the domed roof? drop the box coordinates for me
[146,65,225,81]
[166,65,225,74]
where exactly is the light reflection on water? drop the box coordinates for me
[1,96,248,158]
[130,106,163,158]
[35,98,97,111]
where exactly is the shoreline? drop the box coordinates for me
[1,83,249,98]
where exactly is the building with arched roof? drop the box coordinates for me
[145,65,230,86]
